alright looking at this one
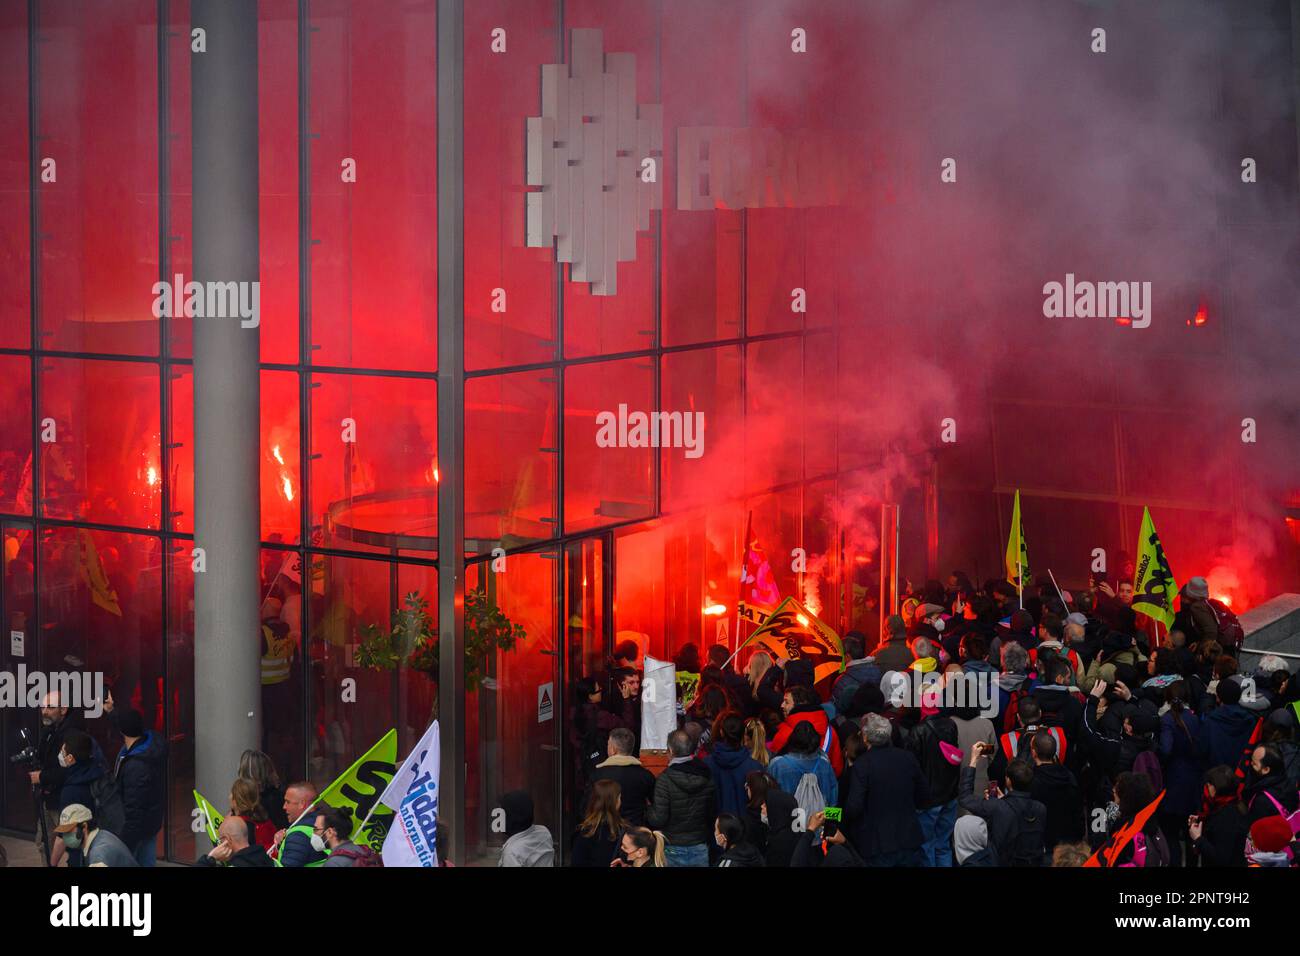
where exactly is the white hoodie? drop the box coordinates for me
[499,824,555,867]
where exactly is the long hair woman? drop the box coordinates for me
[744,717,770,767]
[237,749,287,829]
[229,776,277,850]
[616,827,665,868]
[572,779,625,867]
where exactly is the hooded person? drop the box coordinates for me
[1243,743,1300,824]
[873,614,914,674]
[497,790,555,867]
[759,785,802,867]
[110,706,167,867]
[1082,631,1142,693]
[704,714,765,816]
[1173,577,1220,648]
[1197,677,1260,770]
[1245,815,1294,867]
[954,814,997,866]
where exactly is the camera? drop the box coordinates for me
[10,728,39,769]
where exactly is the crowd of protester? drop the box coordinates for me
[548,572,1300,867]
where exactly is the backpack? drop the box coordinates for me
[1005,796,1047,866]
[88,775,127,838]
[1132,748,1164,795]
[794,772,826,829]
[1121,829,1170,867]
[1208,599,1243,649]
[330,845,384,867]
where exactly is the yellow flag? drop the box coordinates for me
[1005,490,1030,588]
[77,529,122,617]
[739,596,845,685]
[315,729,399,850]
[1133,507,1177,629]
[192,789,224,844]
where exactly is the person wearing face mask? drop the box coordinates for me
[714,812,765,866]
[612,827,664,867]
[54,804,137,868]
[196,815,274,867]
[318,807,377,866]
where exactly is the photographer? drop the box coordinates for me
[26,691,82,865]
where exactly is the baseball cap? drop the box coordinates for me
[54,803,93,833]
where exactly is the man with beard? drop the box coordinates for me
[28,691,83,866]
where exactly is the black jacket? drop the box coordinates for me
[1193,803,1249,867]
[958,765,1048,866]
[113,730,166,848]
[761,788,802,866]
[717,842,766,867]
[60,758,107,815]
[647,758,716,846]
[588,756,657,827]
[35,714,83,804]
[197,844,274,868]
[843,744,928,859]
[903,715,961,807]
[1030,762,1086,849]
[570,825,621,868]
[1243,771,1299,824]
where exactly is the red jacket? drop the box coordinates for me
[768,707,843,775]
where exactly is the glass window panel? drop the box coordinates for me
[164,539,194,862]
[39,357,161,530]
[308,0,437,373]
[1,521,36,831]
[464,0,558,372]
[0,355,33,515]
[745,338,803,495]
[258,0,300,365]
[0,0,29,350]
[563,357,654,534]
[309,373,436,556]
[464,553,557,864]
[661,345,741,513]
[37,0,159,356]
[465,371,558,548]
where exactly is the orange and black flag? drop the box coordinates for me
[1085,790,1165,867]
[738,596,845,685]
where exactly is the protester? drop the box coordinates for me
[196,815,272,868]
[790,809,865,867]
[238,749,288,830]
[588,727,655,827]
[498,790,555,867]
[873,615,913,672]
[613,827,664,868]
[769,685,844,775]
[318,807,376,867]
[647,729,717,867]
[229,776,277,851]
[1189,765,1250,867]
[714,812,765,866]
[1198,678,1258,768]
[705,713,764,816]
[571,780,625,868]
[105,697,166,867]
[960,742,1048,866]
[904,706,962,866]
[1027,731,1086,851]
[1243,743,1299,823]
[274,780,327,867]
[844,714,928,866]
[55,804,137,868]
[953,815,997,867]
[831,633,882,717]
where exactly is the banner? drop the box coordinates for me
[315,729,399,851]
[192,789,224,845]
[378,721,440,867]
[641,656,677,750]
[1004,489,1030,591]
[738,596,845,685]
[1132,507,1177,630]
[78,529,122,617]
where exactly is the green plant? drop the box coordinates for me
[356,589,523,691]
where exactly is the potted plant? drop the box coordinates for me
[356,588,523,691]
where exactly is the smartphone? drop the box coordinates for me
[822,806,841,837]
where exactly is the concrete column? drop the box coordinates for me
[191,0,261,819]
[436,0,466,865]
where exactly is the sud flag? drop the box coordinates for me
[378,721,440,867]
[312,729,399,851]
[1004,489,1030,590]
[1132,507,1177,630]
[192,789,224,844]
[737,511,780,630]
[738,596,844,685]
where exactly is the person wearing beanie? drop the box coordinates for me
[1246,815,1294,866]
[1173,576,1219,648]
[873,614,914,673]
[498,790,555,867]
[105,692,167,867]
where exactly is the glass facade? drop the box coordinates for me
[2,0,1296,866]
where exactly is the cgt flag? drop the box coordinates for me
[377,721,440,867]
[739,596,844,685]
[1132,507,1177,630]
[1085,790,1165,867]
[736,511,780,635]
[1004,489,1030,592]
[314,729,399,851]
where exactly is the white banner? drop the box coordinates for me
[378,721,440,867]
[641,655,676,751]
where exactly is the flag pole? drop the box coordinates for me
[1018,555,1023,609]
[1047,568,1068,609]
